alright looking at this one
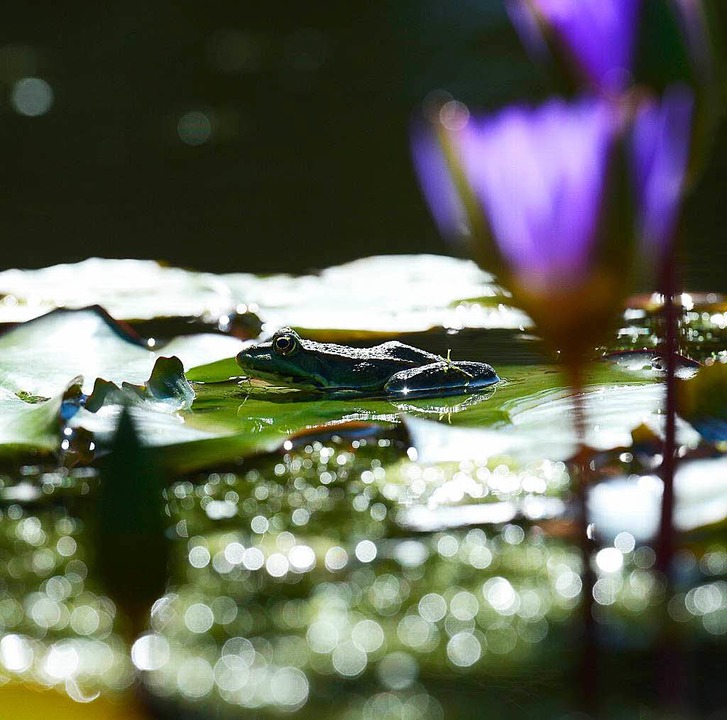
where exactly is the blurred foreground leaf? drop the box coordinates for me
[95,406,168,638]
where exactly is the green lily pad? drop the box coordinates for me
[0,348,245,459]
[0,387,65,455]
[0,307,241,397]
[0,255,528,335]
[223,254,529,334]
[398,361,699,466]
[141,356,196,408]
[66,355,228,452]
[70,403,220,449]
[0,258,232,323]
[506,383,700,458]
[0,363,231,460]
[405,381,700,466]
[86,356,195,412]
[173,359,671,473]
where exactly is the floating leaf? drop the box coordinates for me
[150,431,282,474]
[224,254,528,334]
[0,307,240,397]
[605,349,700,380]
[0,255,528,334]
[0,258,233,323]
[84,356,194,412]
[69,355,222,453]
[404,365,700,466]
[70,402,219,450]
[0,387,65,455]
[404,417,520,465]
[186,356,243,384]
[124,356,195,410]
[505,383,700,462]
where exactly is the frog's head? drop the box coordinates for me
[236,327,329,388]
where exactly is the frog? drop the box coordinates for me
[236,327,499,398]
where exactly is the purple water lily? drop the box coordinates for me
[454,97,618,292]
[411,89,694,290]
[506,0,641,94]
[410,87,696,366]
[631,85,694,257]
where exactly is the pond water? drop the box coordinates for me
[0,255,725,719]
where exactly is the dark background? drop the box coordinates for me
[1,1,725,288]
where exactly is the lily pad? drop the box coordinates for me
[403,366,700,466]
[0,387,65,455]
[120,356,195,411]
[0,307,241,397]
[70,403,219,449]
[83,356,195,415]
[223,254,529,335]
[605,349,700,380]
[504,383,701,461]
[175,361,677,472]
[0,255,529,336]
[0,320,247,456]
[0,258,233,323]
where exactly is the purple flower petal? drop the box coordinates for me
[410,116,468,240]
[457,98,618,290]
[631,86,694,257]
[510,0,641,94]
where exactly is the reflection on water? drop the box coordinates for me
[391,386,497,418]
[148,440,581,716]
[2,431,725,717]
[0,467,134,699]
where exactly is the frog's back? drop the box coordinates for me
[370,340,440,364]
[303,339,437,367]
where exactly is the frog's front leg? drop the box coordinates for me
[383,361,499,398]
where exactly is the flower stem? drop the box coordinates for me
[655,252,685,710]
[656,257,678,579]
[568,363,598,716]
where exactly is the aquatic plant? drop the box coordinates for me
[411,2,702,711]
[412,95,645,368]
[631,88,694,565]
[504,7,711,713]
[505,0,640,95]
[631,86,694,260]
[412,94,632,712]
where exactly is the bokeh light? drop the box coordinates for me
[11,77,53,117]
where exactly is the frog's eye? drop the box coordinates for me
[273,334,298,356]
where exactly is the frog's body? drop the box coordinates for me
[236,327,499,398]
